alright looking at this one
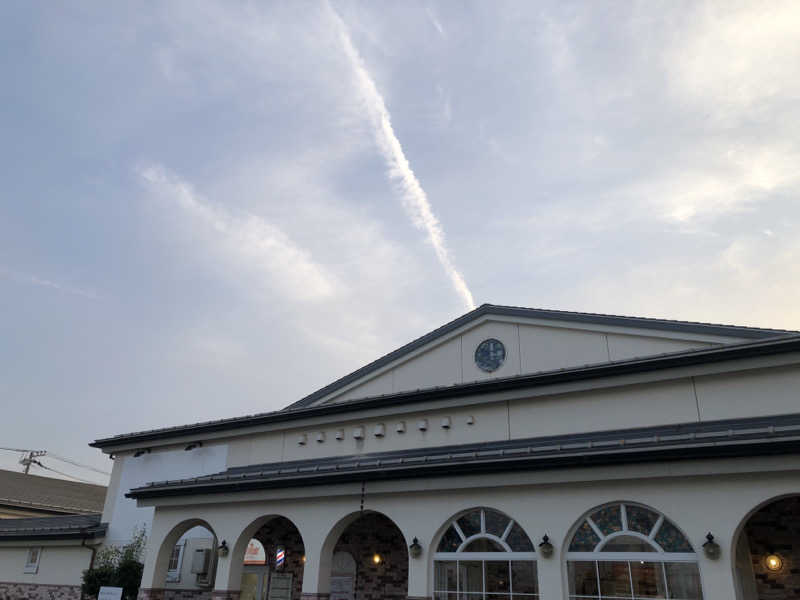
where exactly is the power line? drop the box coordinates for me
[34,461,99,485]
[0,447,110,477]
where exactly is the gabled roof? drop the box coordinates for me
[284,303,796,410]
[0,513,106,541]
[126,412,800,499]
[91,333,800,450]
[0,469,106,515]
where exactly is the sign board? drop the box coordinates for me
[267,571,293,600]
[98,588,123,600]
[244,538,267,565]
[330,575,355,600]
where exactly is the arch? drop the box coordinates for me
[731,493,800,600]
[229,514,306,600]
[433,507,538,599]
[564,501,702,600]
[150,518,218,591]
[315,509,409,599]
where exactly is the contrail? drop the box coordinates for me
[326,3,476,310]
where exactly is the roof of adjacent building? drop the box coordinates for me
[0,513,106,541]
[91,331,800,449]
[126,412,800,499]
[0,469,107,515]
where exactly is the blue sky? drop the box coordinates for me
[2,1,799,483]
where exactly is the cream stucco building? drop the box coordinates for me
[4,304,799,600]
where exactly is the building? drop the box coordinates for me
[0,469,105,519]
[4,304,800,600]
[0,471,107,598]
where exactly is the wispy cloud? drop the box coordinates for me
[0,266,100,300]
[426,6,446,38]
[326,1,475,311]
[137,164,339,303]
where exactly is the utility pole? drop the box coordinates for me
[20,450,47,474]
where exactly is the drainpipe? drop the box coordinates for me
[81,535,103,600]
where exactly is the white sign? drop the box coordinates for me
[267,572,293,600]
[98,588,123,600]
[330,575,354,600]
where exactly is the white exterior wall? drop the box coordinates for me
[103,444,228,548]
[0,544,91,586]
[330,318,721,404]
[136,456,800,600]
[225,361,800,468]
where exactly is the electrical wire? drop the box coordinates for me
[34,461,100,485]
[0,446,110,477]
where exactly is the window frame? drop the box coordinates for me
[565,503,703,600]
[24,547,42,574]
[434,508,538,599]
[166,541,185,583]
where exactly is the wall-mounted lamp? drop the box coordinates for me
[702,533,721,559]
[538,535,554,558]
[302,554,307,564]
[217,540,229,557]
[372,553,383,565]
[765,553,783,572]
[409,537,423,559]
[184,442,203,451]
[133,449,151,458]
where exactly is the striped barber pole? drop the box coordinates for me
[275,547,285,569]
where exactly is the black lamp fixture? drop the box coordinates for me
[184,441,203,451]
[702,533,721,559]
[538,535,554,558]
[133,449,151,458]
[409,537,423,559]
[217,540,229,557]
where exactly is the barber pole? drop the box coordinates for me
[275,547,285,569]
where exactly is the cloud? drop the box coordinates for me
[325,1,475,311]
[137,164,339,303]
[0,266,100,300]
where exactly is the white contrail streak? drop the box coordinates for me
[326,3,476,310]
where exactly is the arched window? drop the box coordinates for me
[434,507,538,599]
[567,502,703,599]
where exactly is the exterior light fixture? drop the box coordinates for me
[217,540,229,557]
[372,553,382,565]
[765,553,783,572]
[133,449,151,458]
[702,533,721,559]
[184,442,202,451]
[409,537,423,558]
[302,554,307,563]
[538,535,554,558]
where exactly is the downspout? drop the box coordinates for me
[81,535,103,600]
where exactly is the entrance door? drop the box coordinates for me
[330,551,356,600]
[241,565,269,600]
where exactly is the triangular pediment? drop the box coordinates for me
[286,304,791,410]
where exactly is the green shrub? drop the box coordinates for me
[81,526,146,600]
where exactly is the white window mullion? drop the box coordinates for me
[649,515,665,540]
[627,561,634,600]
[502,519,514,542]
[586,516,605,541]
[621,504,629,532]
[453,521,467,543]
[481,509,486,534]
[595,560,602,600]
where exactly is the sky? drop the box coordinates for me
[1,0,800,485]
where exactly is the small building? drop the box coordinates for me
[4,304,800,600]
[0,471,107,598]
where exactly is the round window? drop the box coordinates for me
[475,339,506,372]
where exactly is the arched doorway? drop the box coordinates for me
[236,516,306,600]
[327,511,408,600]
[735,495,800,600]
[154,520,218,594]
